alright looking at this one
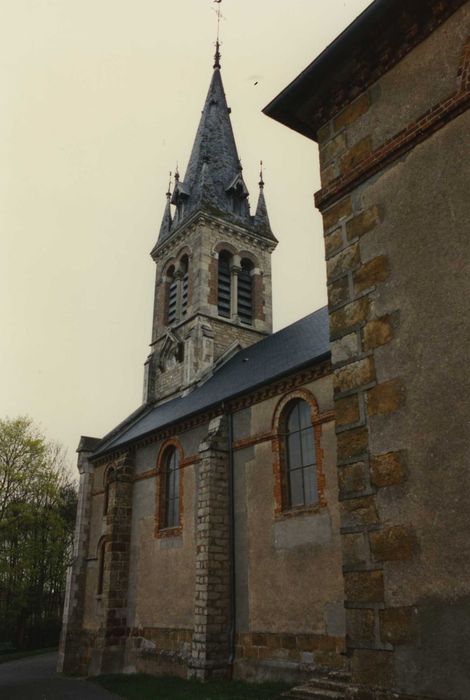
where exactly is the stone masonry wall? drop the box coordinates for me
[146,213,275,403]
[315,11,470,700]
[91,452,134,675]
[190,415,232,680]
[58,446,96,675]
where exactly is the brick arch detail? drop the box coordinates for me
[162,257,177,279]
[272,388,320,429]
[238,249,260,268]
[209,242,237,308]
[213,241,238,257]
[175,244,193,262]
[176,248,193,307]
[271,388,326,516]
[155,437,185,538]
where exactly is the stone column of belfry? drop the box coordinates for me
[95,451,135,674]
[58,439,96,674]
[190,415,232,679]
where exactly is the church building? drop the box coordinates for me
[58,40,346,683]
[60,1,470,698]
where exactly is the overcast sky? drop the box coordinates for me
[1,0,371,467]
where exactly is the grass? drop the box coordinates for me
[0,646,58,664]
[92,673,290,700]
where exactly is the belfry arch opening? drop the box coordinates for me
[217,250,232,318]
[238,258,254,325]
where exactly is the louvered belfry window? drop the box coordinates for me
[217,251,232,318]
[238,259,253,325]
[181,256,189,317]
[167,267,177,325]
[283,400,318,508]
[163,447,180,529]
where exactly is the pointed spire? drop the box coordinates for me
[213,0,223,69]
[214,40,221,70]
[169,64,250,229]
[153,173,173,250]
[254,161,277,242]
[153,18,276,248]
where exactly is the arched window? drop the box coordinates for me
[282,399,318,508]
[217,251,232,318]
[238,259,253,325]
[162,446,180,529]
[180,255,189,318]
[166,265,177,325]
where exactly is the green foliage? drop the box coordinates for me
[92,674,290,700]
[0,416,77,650]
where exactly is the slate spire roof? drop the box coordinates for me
[157,186,172,242]
[155,54,277,249]
[254,165,272,237]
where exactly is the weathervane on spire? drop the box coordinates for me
[213,0,224,69]
[259,160,265,189]
[166,171,172,198]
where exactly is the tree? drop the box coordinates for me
[0,417,77,650]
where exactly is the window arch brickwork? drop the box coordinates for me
[272,389,327,516]
[155,438,184,537]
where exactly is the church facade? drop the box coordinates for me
[58,44,346,683]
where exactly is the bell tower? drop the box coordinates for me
[143,47,277,405]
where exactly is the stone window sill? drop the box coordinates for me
[274,501,325,521]
[155,525,183,539]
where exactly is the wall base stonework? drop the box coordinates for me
[124,627,193,678]
[233,631,348,683]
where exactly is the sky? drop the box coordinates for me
[1,0,372,468]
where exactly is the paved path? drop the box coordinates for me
[0,651,121,700]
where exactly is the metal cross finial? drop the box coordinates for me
[213,0,224,69]
[174,163,180,182]
[259,160,265,188]
[166,171,172,198]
